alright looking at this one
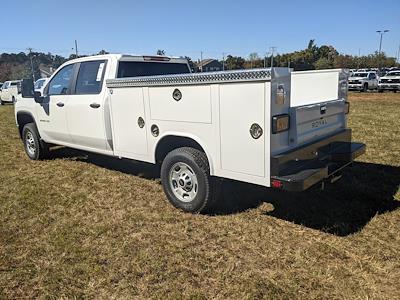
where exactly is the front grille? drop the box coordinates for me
[348,80,361,84]
[381,79,400,84]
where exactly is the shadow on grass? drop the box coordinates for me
[50,147,161,180]
[50,147,400,236]
[213,162,400,236]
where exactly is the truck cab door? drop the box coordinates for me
[66,60,108,150]
[35,64,75,143]
[368,73,377,88]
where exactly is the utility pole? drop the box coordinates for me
[269,46,277,68]
[200,51,203,72]
[376,30,389,54]
[397,44,400,64]
[376,30,389,70]
[27,47,35,82]
[74,40,78,57]
[222,52,226,71]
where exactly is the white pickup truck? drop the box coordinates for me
[1,80,21,104]
[378,70,400,92]
[348,71,378,92]
[16,54,365,213]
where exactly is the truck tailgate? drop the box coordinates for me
[289,99,346,146]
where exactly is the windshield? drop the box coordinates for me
[352,73,368,77]
[386,72,400,77]
[117,61,190,78]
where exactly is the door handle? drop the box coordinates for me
[90,103,101,108]
[56,102,64,107]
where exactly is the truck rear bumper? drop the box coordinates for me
[270,129,366,191]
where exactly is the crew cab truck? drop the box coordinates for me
[348,71,378,92]
[378,70,400,92]
[17,54,366,213]
[1,80,21,104]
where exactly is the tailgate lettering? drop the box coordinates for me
[311,119,327,128]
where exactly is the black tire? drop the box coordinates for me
[12,96,15,104]
[393,90,397,93]
[161,147,217,213]
[378,89,383,93]
[362,83,368,92]
[22,123,49,160]
[0,99,3,105]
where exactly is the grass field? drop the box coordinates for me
[0,93,399,299]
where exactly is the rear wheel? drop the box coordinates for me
[22,123,49,160]
[161,147,217,213]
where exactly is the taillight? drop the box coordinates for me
[271,179,283,189]
[345,101,350,114]
[272,114,290,134]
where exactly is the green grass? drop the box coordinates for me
[0,93,399,299]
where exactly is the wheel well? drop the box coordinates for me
[16,112,35,138]
[155,135,206,163]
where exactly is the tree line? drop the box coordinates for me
[1,41,398,82]
[222,40,398,70]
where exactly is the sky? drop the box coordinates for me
[1,0,399,60]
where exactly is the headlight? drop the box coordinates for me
[272,114,290,134]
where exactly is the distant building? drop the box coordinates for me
[196,59,223,72]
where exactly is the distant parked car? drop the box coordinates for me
[34,78,49,94]
[0,80,21,105]
[378,71,400,93]
[348,72,378,92]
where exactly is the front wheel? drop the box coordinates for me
[161,147,217,213]
[22,123,49,160]
[362,83,368,92]
[0,99,3,105]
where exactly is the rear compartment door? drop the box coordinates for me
[109,87,148,159]
[219,82,265,177]
[289,99,346,146]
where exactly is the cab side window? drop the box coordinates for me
[48,64,74,95]
[75,60,106,94]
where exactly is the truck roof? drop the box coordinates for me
[67,54,188,64]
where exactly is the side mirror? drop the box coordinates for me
[33,91,44,103]
[21,79,34,98]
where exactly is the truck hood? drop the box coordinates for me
[380,76,400,80]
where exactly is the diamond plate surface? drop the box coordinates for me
[106,69,272,88]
